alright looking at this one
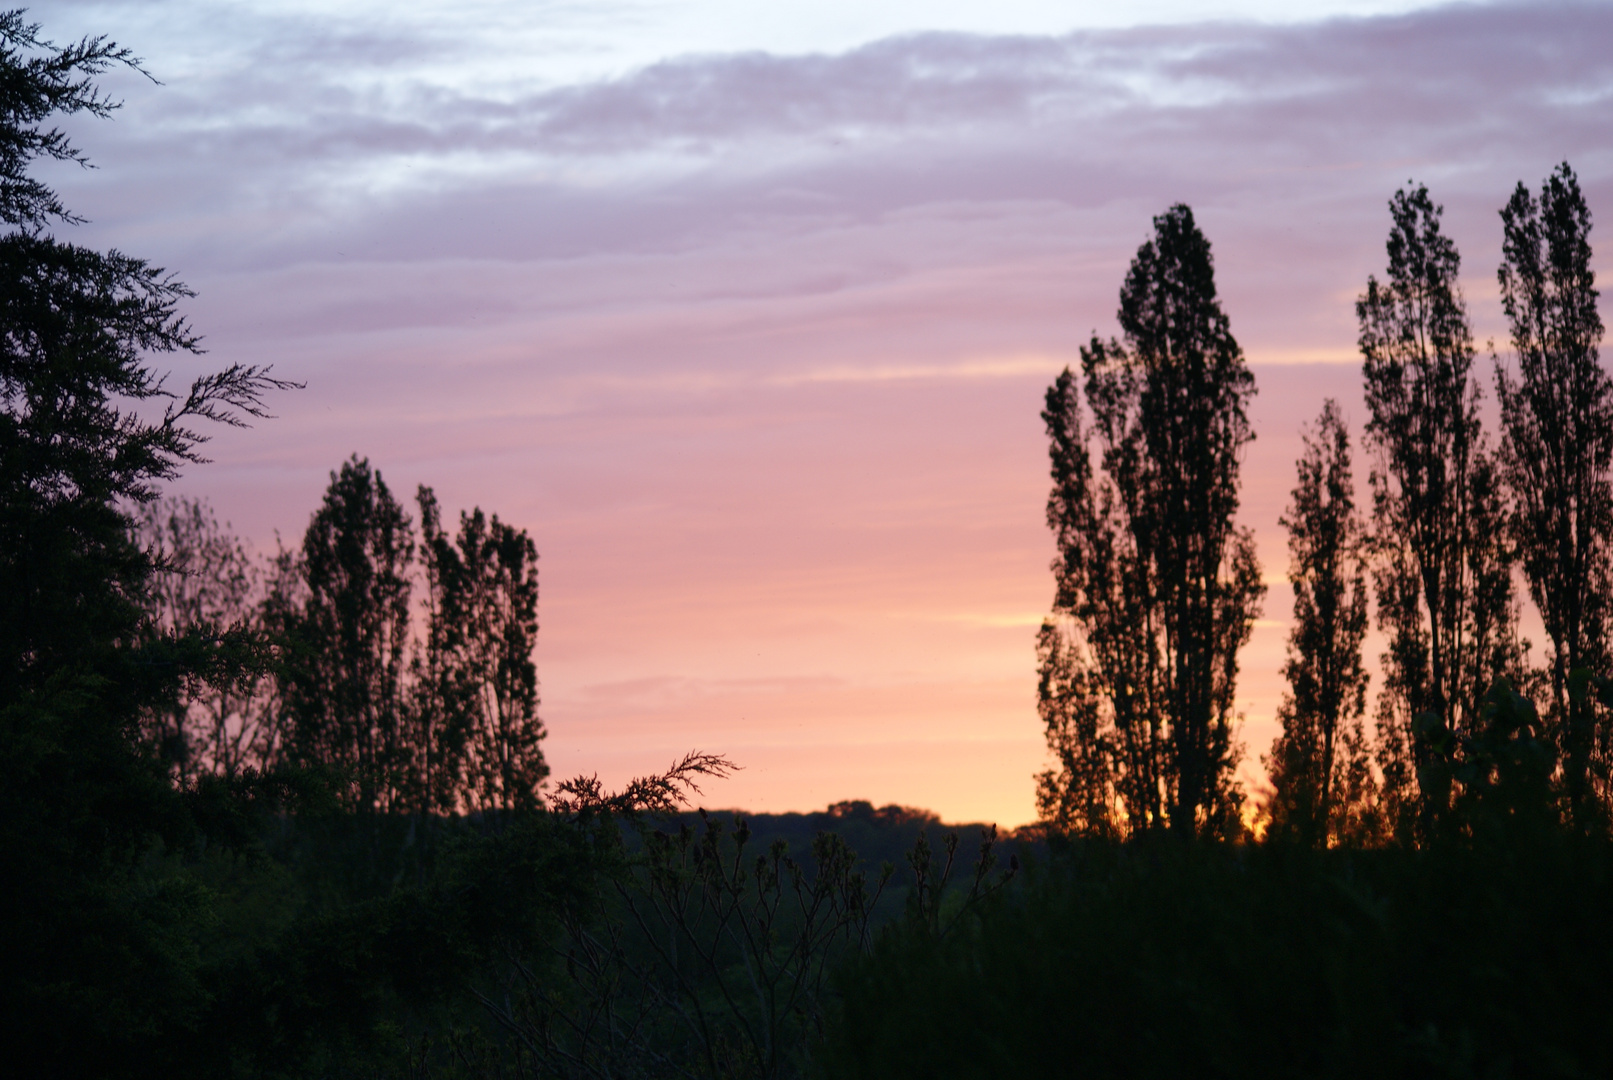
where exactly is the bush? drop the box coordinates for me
[821,837,1613,1079]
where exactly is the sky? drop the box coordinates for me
[39,0,1613,826]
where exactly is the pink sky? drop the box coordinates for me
[48,0,1613,826]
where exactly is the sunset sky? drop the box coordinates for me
[45,0,1612,826]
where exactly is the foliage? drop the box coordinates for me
[419,775,1017,1080]
[1411,676,1560,842]
[0,230,293,702]
[549,750,738,817]
[1265,400,1380,847]
[14,7,1613,1078]
[416,485,548,814]
[821,836,1613,1079]
[477,816,883,1079]
[0,8,141,229]
[1038,204,1264,839]
[134,496,284,779]
[283,456,417,811]
[898,823,1017,939]
[1494,161,1613,831]
[171,801,613,1080]
[1358,182,1522,840]
[0,13,295,1075]
[137,473,555,820]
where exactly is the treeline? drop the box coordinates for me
[135,462,548,815]
[1037,170,1611,847]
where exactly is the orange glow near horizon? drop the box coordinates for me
[187,352,1380,829]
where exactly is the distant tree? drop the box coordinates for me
[1264,400,1379,847]
[1038,204,1264,839]
[134,496,280,778]
[1358,183,1521,840]
[251,533,307,771]
[1493,162,1613,831]
[412,487,475,813]
[416,486,547,814]
[285,456,414,811]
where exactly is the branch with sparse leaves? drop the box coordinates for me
[159,362,304,454]
[549,751,739,817]
[903,824,1019,939]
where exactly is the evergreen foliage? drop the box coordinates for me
[0,10,139,229]
[0,11,295,1074]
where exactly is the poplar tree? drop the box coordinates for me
[458,508,546,812]
[1358,183,1520,839]
[1264,400,1378,846]
[1494,162,1612,830]
[1035,377,1122,838]
[412,487,476,814]
[285,456,414,811]
[1038,204,1264,839]
[416,487,548,814]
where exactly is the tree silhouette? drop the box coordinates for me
[284,456,414,811]
[1493,162,1613,831]
[411,487,474,814]
[1038,204,1264,839]
[0,12,295,1070]
[1264,400,1378,847]
[1358,183,1521,839]
[134,496,280,779]
[416,486,548,814]
[1035,595,1120,838]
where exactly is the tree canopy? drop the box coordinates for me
[1038,204,1264,840]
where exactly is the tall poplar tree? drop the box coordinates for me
[1358,183,1520,838]
[1035,376,1123,838]
[416,487,547,814]
[285,456,415,811]
[412,487,475,814]
[1494,162,1612,830]
[1264,400,1378,847]
[1038,204,1264,839]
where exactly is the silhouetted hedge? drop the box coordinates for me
[822,836,1613,1079]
